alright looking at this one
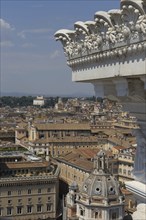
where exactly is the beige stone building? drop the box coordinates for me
[16,122,112,156]
[29,135,108,157]
[118,151,135,182]
[16,122,136,157]
[0,151,59,220]
[112,146,135,182]
[15,122,136,184]
[55,149,118,189]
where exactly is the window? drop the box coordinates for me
[37,204,42,212]
[95,212,98,218]
[119,168,122,173]
[28,189,31,194]
[8,200,12,204]
[18,199,22,204]
[18,190,21,195]
[38,188,41,194]
[7,207,12,215]
[38,197,41,203]
[110,208,119,220]
[47,188,51,192]
[27,205,32,213]
[47,204,52,211]
[112,212,117,219]
[48,196,51,201]
[8,191,11,196]
[80,209,84,216]
[28,198,31,202]
[123,169,126,175]
[17,206,22,214]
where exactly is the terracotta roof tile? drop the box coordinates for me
[5,161,49,169]
[34,123,90,130]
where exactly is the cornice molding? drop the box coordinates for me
[54,0,146,66]
[67,41,146,68]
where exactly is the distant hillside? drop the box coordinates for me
[1,92,36,97]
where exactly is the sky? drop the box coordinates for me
[1,0,120,97]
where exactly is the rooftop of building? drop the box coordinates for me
[30,136,106,144]
[5,160,49,169]
[34,122,91,130]
[56,148,117,172]
[0,150,59,181]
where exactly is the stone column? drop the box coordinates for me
[113,76,146,219]
[92,76,146,219]
[115,77,146,183]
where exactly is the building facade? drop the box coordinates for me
[33,96,45,107]
[0,151,59,220]
[55,149,119,189]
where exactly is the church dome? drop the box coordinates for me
[81,173,120,198]
[78,150,124,206]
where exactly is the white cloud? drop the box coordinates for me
[0,40,14,47]
[0,19,15,47]
[0,18,14,30]
[50,50,60,59]
[18,28,52,39]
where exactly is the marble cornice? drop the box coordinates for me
[55,0,146,67]
[67,41,146,68]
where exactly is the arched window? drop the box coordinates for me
[80,209,84,216]
[80,207,84,216]
[95,211,98,218]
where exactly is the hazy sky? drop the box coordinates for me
[1,0,120,96]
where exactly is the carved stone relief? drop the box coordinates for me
[55,0,146,64]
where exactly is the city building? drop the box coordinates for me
[55,148,118,189]
[16,120,136,157]
[33,96,45,107]
[0,150,59,220]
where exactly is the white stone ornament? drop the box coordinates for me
[55,0,146,68]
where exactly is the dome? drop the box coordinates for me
[81,173,120,198]
[78,150,123,206]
